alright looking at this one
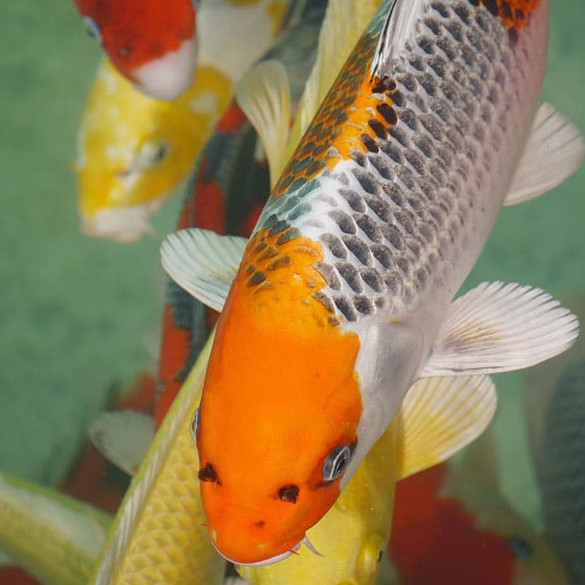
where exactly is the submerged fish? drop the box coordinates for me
[524,294,585,585]
[156,0,329,428]
[162,0,583,566]
[389,433,569,585]
[0,471,111,585]
[72,0,199,100]
[75,0,291,243]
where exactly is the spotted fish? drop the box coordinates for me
[162,0,584,566]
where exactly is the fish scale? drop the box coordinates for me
[248,0,546,331]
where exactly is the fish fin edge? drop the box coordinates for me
[161,229,247,312]
[88,411,155,476]
[396,374,497,480]
[505,102,585,206]
[235,59,291,187]
[422,282,579,377]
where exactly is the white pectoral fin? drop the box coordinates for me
[160,229,247,312]
[396,374,497,480]
[235,60,291,188]
[88,411,155,476]
[505,102,585,206]
[422,282,579,377]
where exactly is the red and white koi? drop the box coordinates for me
[72,0,200,101]
[162,0,583,567]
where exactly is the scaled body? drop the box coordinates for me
[163,0,581,566]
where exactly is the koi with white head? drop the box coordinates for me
[72,0,200,101]
[163,0,583,566]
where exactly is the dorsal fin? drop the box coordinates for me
[371,0,425,78]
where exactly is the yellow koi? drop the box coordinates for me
[75,0,291,243]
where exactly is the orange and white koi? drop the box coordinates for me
[75,0,291,242]
[72,0,199,101]
[162,0,583,567]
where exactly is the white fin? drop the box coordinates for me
[161,229,247,312]
[287,0,381,155]
[505,103,585,206]
[422,282,579,377]
[396,374,497,480]
[371,0,424,79]
[235,60,291,187]
[88,411,155,476]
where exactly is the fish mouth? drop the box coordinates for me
[132,37,198,101]
[80,199,164,243]
[210,533,322,567]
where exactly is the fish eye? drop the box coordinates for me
[191,407,199,442]
[82,16,102,44]
[278,484,300,504]
[137,141,170,168]
[507,536,534,560]
[323,445,352,482]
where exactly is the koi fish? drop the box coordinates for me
[388,432,569,585]
[72,0,199,100]
[0,471,111,585]
[75,0,291,243]
[156,0,328,428]
[524,294,585,585]
[161,0,584,566]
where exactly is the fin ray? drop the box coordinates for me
[422,282,579,377]
[235,60,291,187]
[505,103,585,205]
[161,229,246,312]
[397,375,497,479]
[88,411,155,476]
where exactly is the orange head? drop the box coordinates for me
[73,0,197,100]
[193,231,363,565]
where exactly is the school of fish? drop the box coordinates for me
[1,0,584,584]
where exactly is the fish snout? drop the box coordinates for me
[203,503,306,566]
[131,37,198,101]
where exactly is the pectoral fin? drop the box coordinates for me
[505,103,585,206]
[422,282,578,377]
[88,411,155,476]
[161,229,246,312]
[396,374,497,480]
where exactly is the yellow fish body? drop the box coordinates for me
[75,0,291,243]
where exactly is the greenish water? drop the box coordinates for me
[0,0,583,543]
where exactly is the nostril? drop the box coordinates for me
[278,484,300,504]
[198,462,220,484]
[253,520,266,528]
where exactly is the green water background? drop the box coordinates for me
[0,0,583,534]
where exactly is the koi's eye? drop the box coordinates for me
[323,445,352,482]
[137,140,170,169]
[191,407,199,443]
[82,16,102,44]
[278,484,300,504]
